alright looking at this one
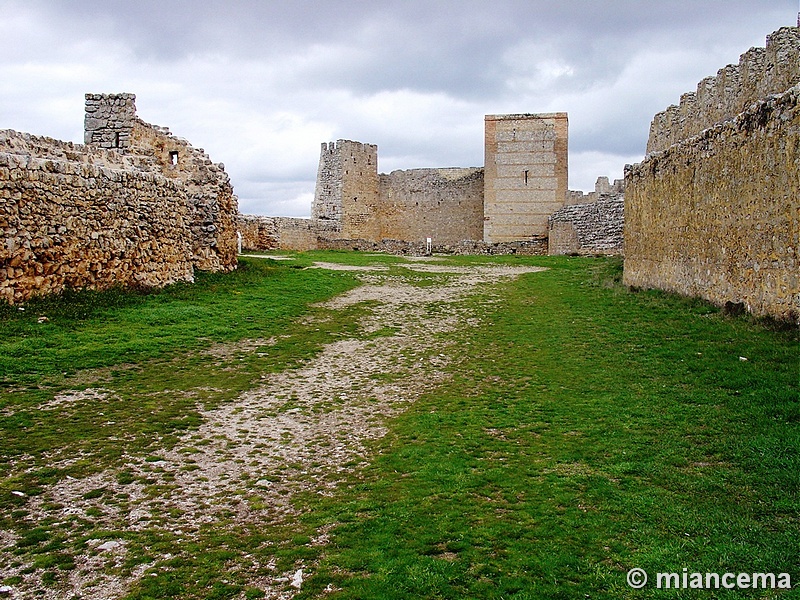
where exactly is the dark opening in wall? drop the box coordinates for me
[169,151,179,166]
[523,169,529,185]
[113,132,120,148]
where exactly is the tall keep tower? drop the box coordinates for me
[312,139,380,239]
[483,113,569,242]
[84,93,137,150]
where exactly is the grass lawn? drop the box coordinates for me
[0,253,797,599]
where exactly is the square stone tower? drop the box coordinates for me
[312,139,380,239]
[483,113,568,242]
[84,93,137,149]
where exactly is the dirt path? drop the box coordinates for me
[4,259,544,599]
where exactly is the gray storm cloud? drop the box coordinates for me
[0,0,793,215]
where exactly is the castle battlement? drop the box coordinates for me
[647,25,799,154]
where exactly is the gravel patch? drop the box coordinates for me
[0,259,545,599]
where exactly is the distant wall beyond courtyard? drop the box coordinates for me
[311,112,566,246]
[378,167,484,244]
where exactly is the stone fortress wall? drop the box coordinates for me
[378,167,485,244]
[0,93,238,304]
[625,25,799,321]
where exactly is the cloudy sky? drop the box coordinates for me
[0,0,795,216]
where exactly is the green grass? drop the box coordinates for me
[294,256,798,599]
[0,253,797,599]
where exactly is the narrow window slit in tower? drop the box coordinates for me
[169,151,179,165]
[523,169,529,186]
[113,132,120,148]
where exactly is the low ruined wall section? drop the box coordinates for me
[238,215,279,251]
[0,131,193,304]
[237,216,341,252]
[625,85,800,321]
[548,195,624,256]
[318,237,547,256]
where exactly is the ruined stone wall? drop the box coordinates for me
[128,117,238,272]
[238,215,280,251]
[0,92,240,304]
[548,195,624,256]
[646,27,800,154]
[377,167,484,244]
[625,84,800,321]
[0,129,193,304]
[318,236,547,256]
[274,218,340,251]
[484,113,568,242]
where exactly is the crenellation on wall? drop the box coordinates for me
[567,177,624,206]
[647,25,800,154]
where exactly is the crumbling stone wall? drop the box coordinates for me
[646,27,799,154]
[0,130,193,304]
[625,83,799,321]
[378,167,484,244]
[127,115,238,272]
[237,215,341,252]
[85,93,238,272]
[238,215,280,251]
[0,93,239,304]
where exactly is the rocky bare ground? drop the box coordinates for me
[0,259,545,599]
